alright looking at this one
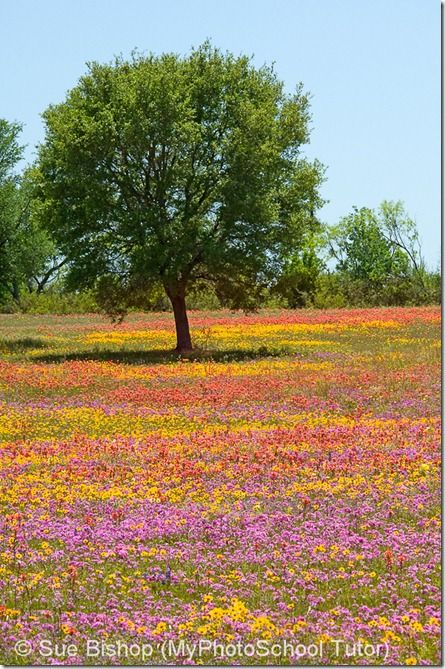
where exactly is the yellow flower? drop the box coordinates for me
[153,621,168,634]
[410,621,424,633]
[381,630,401,643]
[207,607,225,621]
[405,658,417,665]
[251,616,278,636]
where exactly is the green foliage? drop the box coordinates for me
[0,124,61,304]
[94,275,165,321]
[330,207,405,285]
[311,272,347,309]
[13,169,60,290]
[185,283,221,310]
[14,287,98,314]
[271,233,325,307]
[326,202,439,307]
[35,42,324,347]
[0,119,24,299]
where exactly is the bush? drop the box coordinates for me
[312,274,347,309]
[17,289,99,314]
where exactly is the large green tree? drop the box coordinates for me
[36,43,324,351]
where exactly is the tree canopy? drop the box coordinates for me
[327,201,434,305]
[0,122,59,304]
[35,43,324,350]
[0,119,23,299]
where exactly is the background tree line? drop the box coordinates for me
[0,44,440,344]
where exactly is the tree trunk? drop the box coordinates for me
[168,291,193,352]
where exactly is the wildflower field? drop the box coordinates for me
[0,307,440,665]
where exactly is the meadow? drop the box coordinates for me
[0,307,440,665]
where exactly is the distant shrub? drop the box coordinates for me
[18,289,99,314]
[312,274,347,309]
[0,267,439,315]
[0,297,21,314]
[186,284,223,310]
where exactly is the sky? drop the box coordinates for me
[0,0,440,267]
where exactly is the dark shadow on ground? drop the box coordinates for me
[0,337,49,353]
[33,346,294,365]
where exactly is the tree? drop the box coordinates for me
[329,207,404,287]
[0,119,23,300]
[16,169,67,296]
[0,147,61,305]
[327,202,432,306]
[35,43,324,351]
[378,200,429,298]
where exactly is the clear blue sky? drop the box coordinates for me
[1,0,440,266]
